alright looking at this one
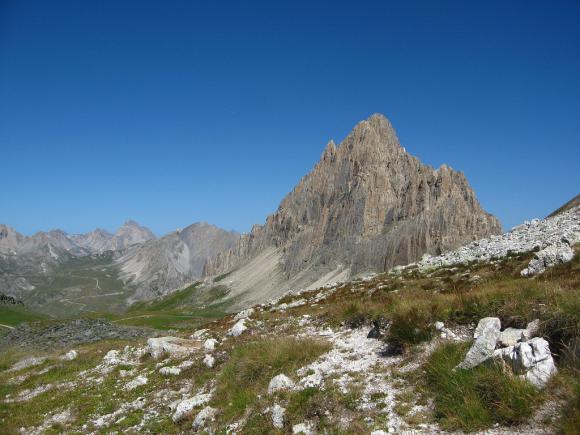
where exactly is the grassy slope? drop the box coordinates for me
[0,249,578,433]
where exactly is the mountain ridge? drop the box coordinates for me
[203,114,501,283]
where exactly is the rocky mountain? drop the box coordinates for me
[117,222,239,301]
[70,220,156,253]
[202,114,501,307]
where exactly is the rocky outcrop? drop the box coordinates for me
[457,317,557,389]
[204,114,501,281]
[521,242,574,277]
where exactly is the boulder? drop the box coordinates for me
[9,356,47,372]
[494,337,557,388]
[192,406,217,431]
[172,393,212,422]
[147,337,201,359]
[268,374,295,394]
[228,319,247,337]
[456,317,501,370]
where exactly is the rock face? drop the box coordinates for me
[204,114,501,282]
[117,222,239,300]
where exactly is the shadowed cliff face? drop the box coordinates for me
[204,114,502,278]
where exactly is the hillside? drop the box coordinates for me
[0,206,577,434]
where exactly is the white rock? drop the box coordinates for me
[234,308,254,321]
[203,354,215,368]
[172,393,212,422]
[371,431,388,435]
[9,357,46,372]
[159,366,181,376]
[268,374,295,394]
[456,317,501,369]
[434,321,445,331]
[521,242,574,276]
[298,372,323,389]
[192,406,217,431]
[271,403,285,429]
[147,337,201,359]
[125,375,148,391]
[228,319,247,337]
[495,337,557,388]
[203,338,218,351]
[499,327,526,347]
[61,350,78,361]
[293,421,314,434]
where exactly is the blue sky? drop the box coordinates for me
[1,0,579,236]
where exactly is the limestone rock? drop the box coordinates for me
[494,337,557,388]
[521,242,574,277]
[204,114,501,282]
[499,328,526,347]
[271,403,286,429]
[268,374,295,394]
[456,317,501,370]
[203,354,215,368]
[172,393,212,422]
[228,319,247,337]
[203,338,218,351]
[192,406,217,431]
[147,337,201,359]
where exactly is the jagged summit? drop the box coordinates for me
[204,114,501,289]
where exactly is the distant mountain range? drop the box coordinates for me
[1,113,502,315]
[0,220,238,315]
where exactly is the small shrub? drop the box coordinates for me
[386,305,433,352]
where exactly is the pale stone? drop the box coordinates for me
[271,403,285,429]
[268,374,295,394]
[456,317,501,370]
[172,393,212,422]
[203,354,215,368]
[159,366,181,376]
[203,338,218,351]
[147,337,201,359]
[192,406,217,431]
[228,319,247,337]
[499,328,526,347]
[125,375,147,391]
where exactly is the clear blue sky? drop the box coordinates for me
[1,0,579,236]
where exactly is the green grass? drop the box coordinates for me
[211,336,330,424]
[0,305,46,326]
[424,342,543,431]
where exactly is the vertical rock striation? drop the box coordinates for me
[204,114,501,279]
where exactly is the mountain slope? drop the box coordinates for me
[117,222,239,301]
[203,114,501,306]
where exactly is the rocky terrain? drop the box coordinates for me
[1,206,578,434]
[203,114,501,309]
[118,222,239,301]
